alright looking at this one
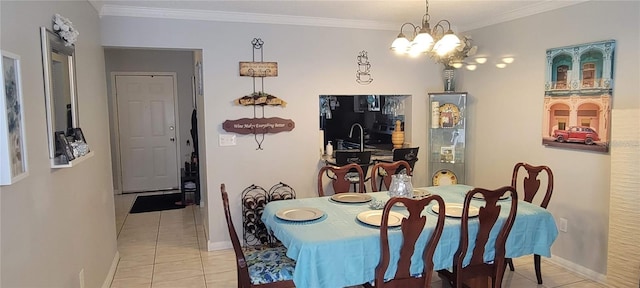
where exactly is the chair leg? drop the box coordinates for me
[506,258,514,271]
[534,254,543,284]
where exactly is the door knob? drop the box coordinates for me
[170,137,175,142]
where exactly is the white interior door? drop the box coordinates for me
[115,75,179,192]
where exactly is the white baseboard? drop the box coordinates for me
[549,254,608,284]
[208,240,232,251]
[101,251,120,288]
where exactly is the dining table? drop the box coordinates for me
[261,184,558,288]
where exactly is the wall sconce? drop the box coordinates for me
[390,0,461,57]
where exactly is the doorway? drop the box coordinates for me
[114,73,179,193]
[104,48,200,195]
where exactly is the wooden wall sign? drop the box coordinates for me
[223,117,294,134]
[239,62,278,77]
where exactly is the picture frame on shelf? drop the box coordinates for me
[55,130,75,161]
[440,146,455,163]
[71,127,86,143]
[0,50,28,185]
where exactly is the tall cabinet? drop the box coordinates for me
[428,92,467,185]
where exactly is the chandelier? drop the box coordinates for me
[390,0,461,57]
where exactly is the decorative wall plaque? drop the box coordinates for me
[223,117,295,135]
[227,38,294,150]
[356,50,373,85]
[239,62,278,77]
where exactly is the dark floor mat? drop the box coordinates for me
[129,193,185,214]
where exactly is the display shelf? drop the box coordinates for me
[428,92,467,185]
[51,151,94,168]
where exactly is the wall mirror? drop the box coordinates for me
[40,27,78,161]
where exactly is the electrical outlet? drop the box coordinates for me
[79,269,85,288]
[558,218,568,232]
[219,134,236,146]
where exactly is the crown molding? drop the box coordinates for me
[99,5,398,31]
[461,0,590,32]
[99,2,588,33]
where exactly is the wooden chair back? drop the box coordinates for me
[440,186,518,288]
[373,195,446,288]
[220,184,253,288]
[370,160,412,192]
[509,162,553,284]
[317,163,365,196]
[511,162,554,208]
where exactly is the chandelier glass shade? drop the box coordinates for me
[390,0,461,57]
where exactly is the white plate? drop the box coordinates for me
[331,193,372,203]
[357,210,405,227]
[276,207,325,222]
[433,169,458,186]
[432,203,479,218]
[413,188,431,198]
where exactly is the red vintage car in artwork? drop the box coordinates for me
[553,126,600,145]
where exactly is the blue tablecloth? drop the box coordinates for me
[261,184,558,288]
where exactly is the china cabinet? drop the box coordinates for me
[428,92,467,185]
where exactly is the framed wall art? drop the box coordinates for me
[0,50,28,185]
[541,40,615,153]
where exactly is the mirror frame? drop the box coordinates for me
[40,27,79,159]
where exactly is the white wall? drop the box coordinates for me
[100,16,438,247]
[460,0,639,278]
[103,48,196,192]
[1,1,117,287]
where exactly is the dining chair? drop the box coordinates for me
[220,184,296,288]
[335,150,372,192]
[364,195,446,288]
[392,147,419,171]
[370,160,412,192]
[317,163,365,197]
[437,186,518,288]
[506,162,554,284]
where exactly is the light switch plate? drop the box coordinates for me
[219,134,236,146]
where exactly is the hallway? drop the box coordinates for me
[110,192,235,287]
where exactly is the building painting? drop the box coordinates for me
[542,40,615,152]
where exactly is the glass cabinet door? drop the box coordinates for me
[428,92,467,186]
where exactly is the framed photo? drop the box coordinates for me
[71,127,86,143]
[440,146,455,163]
[0,50,28,185]
[55,130,75,161]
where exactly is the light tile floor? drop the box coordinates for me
[109,192,607,288]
